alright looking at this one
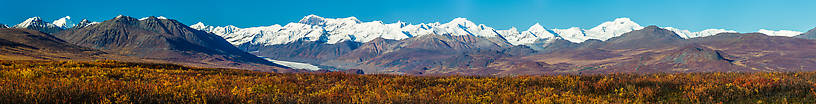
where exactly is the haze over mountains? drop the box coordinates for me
[4,15,816,75]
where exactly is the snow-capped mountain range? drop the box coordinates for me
[13,17,60,29]
[11,16,99,30]
[190,15,804,47]
[758,29,803,37]
[5,15,805,46]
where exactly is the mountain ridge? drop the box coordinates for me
[795,27,816,39]
[4,15,816,75]
[54,15,289,71]
[191,15,742,47]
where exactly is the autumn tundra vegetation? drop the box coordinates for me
[1,60,815,103]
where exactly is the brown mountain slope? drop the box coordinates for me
[324,34,528,74]
[602,25,685,50]
[247,40,362,65]
[0,28,105,60]
[595,44,748,73]
[333,38,400,63]
[689,33,816,71]
[401,34,512,50]
[483,28,816,75]
[54,16,288,71]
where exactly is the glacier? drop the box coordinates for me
[262,57,321,71]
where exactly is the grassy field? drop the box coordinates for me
[1,60,815,103]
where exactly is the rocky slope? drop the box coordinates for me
[0,28,106,60]
[54,16,288,71]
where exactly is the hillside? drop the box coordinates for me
[54,16,288,71]
[0,28,105,60]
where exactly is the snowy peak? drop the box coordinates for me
[16,16,83,29]
[298,15,361,26]
[498,23,558,45]
[13,17,46,28]
[446,18,476,26]
[190,22,207,29]
[189,15,785,48]
[115,15,125,18]
[541,18,644,43]
[523,23,553,38]
[552,27,588,43]
[758,29,803,37]
[585,18,644,40]
[590,18,643,32]
[140,16,169,21]
[434,17,500,37]
[663,27,737,39]
[664,28,801,39]
[12,16,93,32]
[508,27,518,32]
[12,16,64,33]
[111,15,138,22]
[75,19,96,28]
[140,16,160,21]
[527,23,546,32]
[189,22,240,36]
[189,22,249,45]
[52,16,73,29]
[298,15,325,25]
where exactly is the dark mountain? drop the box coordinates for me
[0,24,7,28]
[246,39,362,65]
[239,32,527,74]
[53,16,288,71]
[0,28,105,60]
[602,25,685,50]
[794,27,816,39]
[483,44,749,75]
[247,25,816,75]
[479,28,816,75]
[244,24,816,75]
[187,20,816,75]
[320,34,528,74]
[688,33,816,71]
[527,38,575,52]
[400,34,512,51]
[333,38,400,63]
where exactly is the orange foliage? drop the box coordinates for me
[0,60,814,103]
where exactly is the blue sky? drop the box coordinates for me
[1,0,815,32]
